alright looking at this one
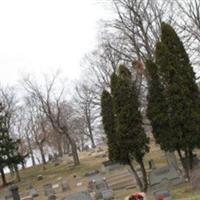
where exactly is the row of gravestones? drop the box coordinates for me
[0,179,70,200]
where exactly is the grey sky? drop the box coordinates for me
[0,0,111,86]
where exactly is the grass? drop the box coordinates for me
[1,142,200,199]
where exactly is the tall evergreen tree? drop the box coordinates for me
[101,90,119,161]
[0,103,23,186]
[146,60,173,151]
[107,65,149,192]
[155,22,200,173]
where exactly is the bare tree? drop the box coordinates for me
[16,105,36,167]
[74,83,100,148]
[23,74,80,166]
[175,0,200,68]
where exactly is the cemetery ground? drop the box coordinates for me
[1,140,200,199]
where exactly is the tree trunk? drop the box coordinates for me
[0,168,7,186]
[189,149,193,170]
[14,165,21,182]
[177,148,189,180]
[26,133,36,166]
[62,126,80,166]
[88,123,96,148]
[138,159,148,192]
[127,157,144,192]
[56,134,63,157]
[63,136,70,154]
[39,145,46,170]
[21,161,26,170]
[69,138,80,166]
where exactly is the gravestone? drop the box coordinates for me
[63,192,92,200]
[84,170,99,177]
[3,188,12,199]
[26,183,33,190]
[190,167,200,191]
[37,174,43,181]
[61,180,70,192]
[149,165,184,190]
[21,196,33,200]
[52,184,60,190]
[152,189,171,200]
[101,190,114,200]
[101,161,122,173]
[165,151,178,169]
[27,188,39,198]
[48,194,56,200]
[183,154,200,169]
[43,183,55,196]
[9,185,20,200]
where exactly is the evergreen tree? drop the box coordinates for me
[0,103,23,186]
[101,90,119,161]
[146,60,172,151]
[110,65,149,192]
[155,22,200,173]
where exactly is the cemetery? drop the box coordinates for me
[1,143,200,200]
[0,1,200,200]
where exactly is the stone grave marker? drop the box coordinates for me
[190,167,200,191]
[165,151,178,169]
[37,174,43,181]
[101,189,114,200]
[183,154,200,169]
[9,184,20,200]
[149,165,184,190]
[27,188,39,198]
[63,191,92,200]
[61,180,70,192]
[84,170,99,177]
[52,184,60,190]
[101,160,122,173]
[48,194,56,200]
[2,188,12,199]
[43,183,55,196]
[21,196,33,200]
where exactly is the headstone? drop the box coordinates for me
[57,177,62,181]
[26,183,33,190]
[183,154,200,169]
[84,170,99,177]
[27,188,39,198]
[21,196,33,200]
[152,189,171,200]
[102,190,114,200]
[53,160,60,166]
[190,167,200,191]
[3,188,12,199]
[101,161,122,173]
[61,180,70,192]
[48,194,56,200]
[165,151,178,169]
[149,165,184,190]
[52,184,60,190]
[37,174,43,181]
[43,183,55,196]
[63,192,92,200]
[9,185,20,200]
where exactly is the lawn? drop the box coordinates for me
[1,142,200,200]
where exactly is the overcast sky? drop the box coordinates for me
[0,0,111,86]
